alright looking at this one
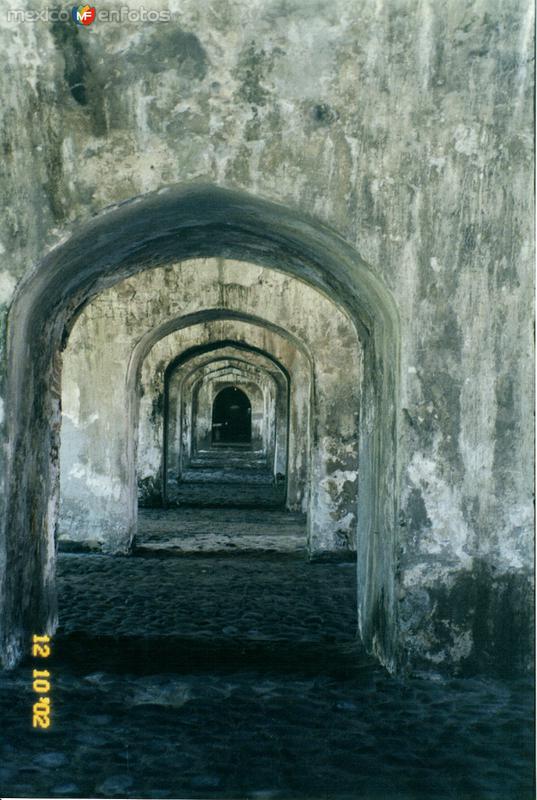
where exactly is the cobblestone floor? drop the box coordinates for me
[167,477,286,508]
[0,511,534,800]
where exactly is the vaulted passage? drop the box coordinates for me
[0,185,405,800]
[2,186,400,680]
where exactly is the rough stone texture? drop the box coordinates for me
[0,0,533,674]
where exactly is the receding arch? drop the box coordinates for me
[158,335,298,510]
[129,308,315,385]
[181,358,277,461]
[166,351,287,490]
[127,308,315,523]
[3,184,400,672]
[165,338,293,384]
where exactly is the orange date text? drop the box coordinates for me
[32,635,52,729]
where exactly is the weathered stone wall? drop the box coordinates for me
[0,0,533,673]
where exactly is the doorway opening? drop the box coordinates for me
[212,386,252,445]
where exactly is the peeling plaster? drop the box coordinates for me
[68,463,123,502]
[406,451,473,568]
[0,273,16,305]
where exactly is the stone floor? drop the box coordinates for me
[167,473,286,508]
[136,507,307,554]
[0,508,534,800]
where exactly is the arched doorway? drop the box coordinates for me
[212,386,252,445]
[2,184,400,671]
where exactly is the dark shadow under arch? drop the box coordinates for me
[2,183,401,672]
[211,386,252,445]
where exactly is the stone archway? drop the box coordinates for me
[176,358,280,469]
[2,184,400,671]
[190,365,265,452]
[149,330,305,512]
